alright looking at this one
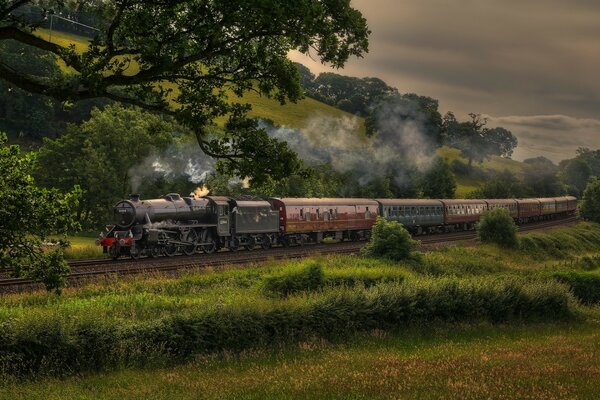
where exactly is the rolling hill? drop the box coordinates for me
[34,28,530,197]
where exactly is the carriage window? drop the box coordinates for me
[316,208,320,219]
[418,207,424,215]
[300,208,303,218]
[330,209,334,218]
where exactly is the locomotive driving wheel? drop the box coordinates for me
[261,234,271,250]
[230,236,240,252]
[129,244,141,260]
[181,229,198,256]
[148,246,161,258]
[163,242,177,257]
[245,236,255,251]
[202,230,217,254]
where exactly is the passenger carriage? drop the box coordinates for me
[267,198,379,244]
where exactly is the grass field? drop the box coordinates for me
[2,314,598,399]
[2,223,600,398]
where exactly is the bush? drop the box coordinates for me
[477,208,518,248]
[261,261,325,297]
[551,270,600,305]
[580,177,600,222]
[361,217,419,261]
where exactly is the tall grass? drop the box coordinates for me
[0,276,575,377]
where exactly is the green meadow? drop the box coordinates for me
[1,223,599,398]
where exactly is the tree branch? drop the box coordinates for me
[1,0,30,19]
[0,26,82,71]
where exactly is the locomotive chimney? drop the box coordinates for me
[130,194,140,202]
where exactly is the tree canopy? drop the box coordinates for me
[0,132,81,291]
[34,104,182,228]
[0,0,370,181]
[442,112,517,169]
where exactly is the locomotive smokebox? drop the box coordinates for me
[130,194,141,202]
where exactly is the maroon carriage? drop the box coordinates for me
[267,198,379,244]
[537,197,557,217]
[516,198,541,222]
[440,199,487,230]
[484,199,519,218]
[565,196,577,214]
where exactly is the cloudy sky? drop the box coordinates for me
[290,0,600,162]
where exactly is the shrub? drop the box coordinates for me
[580,177,600,222]
[477,208,518,248]
[261,261,325,297]
[551,270,600,305]
[361,217,419,261]
[325,267,406,287]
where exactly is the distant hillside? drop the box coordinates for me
[437,146,528,197]
[35,28,364,132]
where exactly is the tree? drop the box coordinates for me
[580,177,600,223]
[469,170,526,199]
[0,132,81,292]
[305,72,397,116]
[442,113,518,170]
[559,158,592,197]
[522,158,564,197]
[34,104,177,228]
[361,217,419,261]
[366,93,443,144]
[0,1,370,182]
[477,208,518,248]
[421,158,456,198]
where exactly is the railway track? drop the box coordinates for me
[0,216,578,292]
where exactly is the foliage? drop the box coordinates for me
[261,260,325,297]
[0,39,107,141]
[0,132,80,292]
[477,208,519,248]
[421,157,456,198]
[580,177,600,223]
[0,276,574,377]
[521,158,564,197]
[558,155,593,197]
[302,71,397,117]
[33,104,178,229]
[551,270,600,305]
[362,217,419,261]
[520,223,600,259]
[468,170,526,198]
[0,0,370,182]
[443,112,517,169]
[366,93,443,145]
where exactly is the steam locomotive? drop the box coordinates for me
[98,193,577,260]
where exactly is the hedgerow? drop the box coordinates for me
[0,277,574,377]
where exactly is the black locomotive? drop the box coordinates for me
[100,193,279,259]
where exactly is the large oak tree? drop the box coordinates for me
[0,0,370,181]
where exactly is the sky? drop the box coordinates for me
[289,0,600,162]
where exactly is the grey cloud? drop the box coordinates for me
[294,1,600,117]
[486,114,600,162]
[289,1,600,161]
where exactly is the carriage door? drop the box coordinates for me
[217,205,230,236]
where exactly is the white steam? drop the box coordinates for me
[262,102,436,187]
[128,141,215,193]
